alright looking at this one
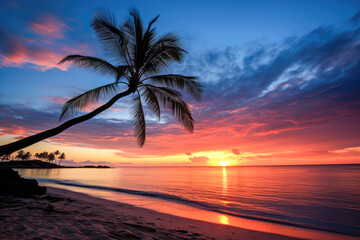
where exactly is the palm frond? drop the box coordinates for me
[131,95,146,147]
[127,9,147,70]
[140,15,158,70]
[146,15,159,32]
[141,34,186,75]
[91,11,129,64]
[116,65,131,81]
[145,85,194,132]
[142,86,160,119]
[59,55,118,77]
[147,74,202,100]
[60,83,118,120]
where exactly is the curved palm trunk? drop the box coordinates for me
[0,89,133,156]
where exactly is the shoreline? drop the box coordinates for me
[1,186,358,240]
[47,185,360,240]
[38,179,358,237]
[0,186,298,240]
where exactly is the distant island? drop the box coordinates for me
[1,149,111,168]
[0,160,111,169]
[83,165,110,168]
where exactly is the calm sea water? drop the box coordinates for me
[17,165,360,236]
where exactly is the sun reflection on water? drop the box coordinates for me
[219,214,229,225]
[222,167,228,196]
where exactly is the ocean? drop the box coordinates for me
[17,164,360,237]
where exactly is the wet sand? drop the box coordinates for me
[0,187,303,240]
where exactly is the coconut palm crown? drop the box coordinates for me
[0,9,202,156]
[58,9,202,146]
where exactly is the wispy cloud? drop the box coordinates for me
[188,156,209,164]
[0,13,92,71]
[29,14,69,38]
[232,149,240,155]
[47,96,70,105]
[60,159,115,166]
[330,147,360,154]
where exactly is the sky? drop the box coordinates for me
[1,0,360,166]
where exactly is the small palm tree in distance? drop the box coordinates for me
[58,153,66,166]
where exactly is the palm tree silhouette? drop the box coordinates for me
[0,9,202,155]
[54,150,60,160]
[58,152,66,166]
[16,150,25,160]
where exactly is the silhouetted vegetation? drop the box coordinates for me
[83,165,110,168]
[0,160,59,168]
[0,153,11,161]
[0,151,112,168]
[0,9,202,155]
[2,150,66,166]
[58,152,66,166]
[15,150,32,161]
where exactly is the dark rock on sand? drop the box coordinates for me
[0,168,47,197]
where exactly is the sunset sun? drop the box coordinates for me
[220,161,229,167]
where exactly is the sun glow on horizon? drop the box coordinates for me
[220,161,229,166]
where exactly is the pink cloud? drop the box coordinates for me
[188,156,209,164]
[0,125,25,136]
[329,147,360,154]
[0,42,69,71]
[232,149,240,155]
[252,126,308,136]
[0,13,92,71]
[0,39,92,71]
[79,103,122,113]
[47,96,70,105]
[29,14,69,39]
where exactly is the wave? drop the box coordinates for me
[39,178,360,237]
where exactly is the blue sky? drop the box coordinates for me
[1,0,358,106]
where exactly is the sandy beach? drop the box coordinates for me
[0,187,302,240]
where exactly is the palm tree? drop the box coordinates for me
[16,150,25,160]
[37,152,43,160]
[0,9,202,155]
[58,152,66,166]
[24,152,32,160]
[1,153,11,161]
[54,150,60,161]
[39,151,49,162]
[47,153,55,163]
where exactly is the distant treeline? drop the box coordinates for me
[1,150,66,166]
